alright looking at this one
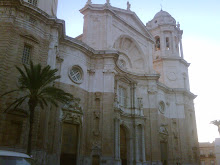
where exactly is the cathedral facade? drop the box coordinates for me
[0,0,200,165]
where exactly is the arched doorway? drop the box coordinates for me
[60,123,79,165]
[120,125,128,165]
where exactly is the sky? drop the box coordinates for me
[57,0,220,142]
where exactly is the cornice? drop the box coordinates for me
[115,66,160,81]
[157,82,197,99]
[153,56,190,67]
[0,0,65,37]
[61,36,119,60]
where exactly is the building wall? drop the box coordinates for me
[0,1,200,165]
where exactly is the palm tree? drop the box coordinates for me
[210,120,220,136]
[1,62,73,155]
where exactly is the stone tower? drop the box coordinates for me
[146,10,190,90]
[23,0,58,16]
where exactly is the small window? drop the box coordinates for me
[118,86,126,107]
[69,66,83,84]
[118,59,126,68]
[22,45,31,64]
[28,0,38,6]
[210,160,215,165]
[166,37,170,50]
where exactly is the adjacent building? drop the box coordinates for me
[0,0,200,164]
[199,142,216,165]
[199,138,220,165]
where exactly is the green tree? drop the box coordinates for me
[1,62,73,155]
[210,120,220,136]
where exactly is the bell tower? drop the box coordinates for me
[146,10,190,90]
[24,0,58,16]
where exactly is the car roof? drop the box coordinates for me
[0,150,30,158]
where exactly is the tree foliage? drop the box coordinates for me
[1,62,73,155]
[210,120,220,136]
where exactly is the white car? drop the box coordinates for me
[0,150,35,165]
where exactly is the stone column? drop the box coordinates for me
[171,32,176,55]
[134,124,139,164]
[115,118,120,165]
[142,126,147,164]
[132,84,138,115]
[180,38,184,58]
[160,31,165,55]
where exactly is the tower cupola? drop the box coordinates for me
[24,0,58,17]
[146,10,183,59]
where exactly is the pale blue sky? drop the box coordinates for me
[57,0,220,142]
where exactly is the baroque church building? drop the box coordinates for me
[0,0,200,165]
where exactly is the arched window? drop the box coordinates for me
[22,44,32,64]
[166,37,170,50]
[155,36,160,51]
[118,86,126,107]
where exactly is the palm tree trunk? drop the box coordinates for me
[27,100,36,156]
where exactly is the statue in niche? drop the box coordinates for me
[93,98,100,136]
[159,124,168,142]
[159,124,168,135]
[114,92,120,109]
[137,98,143,109]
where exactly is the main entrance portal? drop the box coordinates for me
[60,123,79,165]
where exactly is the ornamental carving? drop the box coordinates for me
[167,72,177,81]
[137,98,143,109]
[61,112,81,124]
[62,97,82,113]
[159,124,168,142]
[61,97,83,124]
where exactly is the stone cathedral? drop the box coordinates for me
[0,0,200,165]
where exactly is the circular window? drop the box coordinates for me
[69,66,83,84]
[158,101,165,114]
[118,59,126,68]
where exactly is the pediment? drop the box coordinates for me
[111,9,154,41]
[115,73,137,84]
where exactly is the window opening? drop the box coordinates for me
[155,37,160,51]
[22,45,31,64]
[119,59,126,68]
[119,86,126,107]
[166,37,170,50]
[69,66,83,84]
[28,0,38,6]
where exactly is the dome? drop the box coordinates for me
[146,9,176,29]
[154,10,172,19]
